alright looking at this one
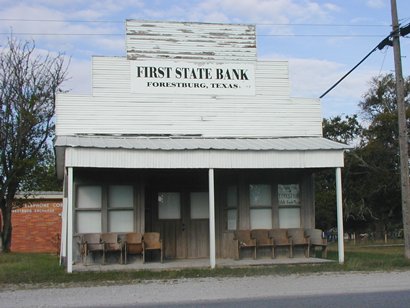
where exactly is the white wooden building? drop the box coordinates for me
[56,20,347,272]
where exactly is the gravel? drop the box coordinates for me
[2,271,410,307]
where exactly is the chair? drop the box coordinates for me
[143,232,163,263]
[81,233,104,265]
[124,232,143,264]
[101,233,122,264]
[233,230,256,260]
[287,228,310,257]
[251,229,274,258]
[305,229,328,258]
[269,229,293,258]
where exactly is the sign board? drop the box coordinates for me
[131,60,255,96]
[278,184,300,206]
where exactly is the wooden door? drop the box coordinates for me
[151,190,209,259]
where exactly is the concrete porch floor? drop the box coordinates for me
[73,256,332,272]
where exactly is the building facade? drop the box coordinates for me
[11,192,62,253]
[55,20,347,272]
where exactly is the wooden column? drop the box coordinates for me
[67,167,74,273]
[336,167,345,264]
[209,169,216,268]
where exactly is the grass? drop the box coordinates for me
[1,242,410,290]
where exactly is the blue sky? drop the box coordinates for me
[0,0,409,119]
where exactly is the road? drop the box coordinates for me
[2,271,410,307]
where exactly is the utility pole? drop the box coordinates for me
[390,0,410,258]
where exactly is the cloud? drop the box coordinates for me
[365,0,385,9]
[261,53,383,117]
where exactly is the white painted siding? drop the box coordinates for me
[126,20,256,61]
[64,148,344,169]
[57,57,321,137]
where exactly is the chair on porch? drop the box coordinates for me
[233,230,256,260]
[101,233,122,264]
[269,229,293,258]
[251,229,274,258]
[123,232,143,264]
[287,228,310,258]
[143,232,163,263]
[305,228,327,258]
[81,233,104,265]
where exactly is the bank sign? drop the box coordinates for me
[131,61,255,96]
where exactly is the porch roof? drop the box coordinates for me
[55,135,348,179]
[55,135,348,151]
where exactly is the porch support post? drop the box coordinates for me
[60,197,67,266]
[67,167,74,273]
[209,168,216,269]
[336,167,345,264]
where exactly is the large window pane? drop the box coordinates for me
[278,184,300,206]
[250,209,272,229]
[227,186,238,208]
[158,192,181,219]
[250,184,271,207]
[109,185,133,208]
[77,212,101,233]
[227,209,237,230]
[108,210,134,232]
[279,208,301,228]
[190,192,209,219]
[77,186,101,209]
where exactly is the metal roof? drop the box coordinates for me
[55,135,349,151]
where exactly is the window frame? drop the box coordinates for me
[249,184,273,229]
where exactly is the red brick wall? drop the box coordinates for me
[11,199,62,253]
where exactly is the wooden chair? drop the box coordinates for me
[251,229,274,258]
[305,229,328,258]
[81,233,104,265]
[124,232,143,264]
[143,232,163,263]
[233,230,256,260]
[269,229,293,258]
[101,233,122,264]
[287,228,310,258]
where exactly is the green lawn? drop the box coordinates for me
[1,242,410,290]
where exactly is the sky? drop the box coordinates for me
[0,0,409,119]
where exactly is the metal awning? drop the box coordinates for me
[55,135,348,151]
[55,135,349,179]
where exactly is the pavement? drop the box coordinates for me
[2,271,410,307]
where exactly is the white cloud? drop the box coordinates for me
[366,0,385,9]
[261,53,383,117]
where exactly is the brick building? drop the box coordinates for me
[10,192,63,253]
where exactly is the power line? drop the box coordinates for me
[0,32,387,38]
[0,18,392,28]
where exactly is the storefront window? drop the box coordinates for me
[190,192,209,219]
[76,185,102,233]
[158,192,181,219]
[278,184,301,228]
[226,185,238,230]
[108,185,134,232]
[249,184,272,229]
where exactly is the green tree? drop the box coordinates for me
[0,38,68,252]
[316,74,410,238]
[316,115,362,231]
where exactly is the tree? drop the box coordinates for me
[316,115,362,232]
[0,38,68,252]
[316,74,410,239]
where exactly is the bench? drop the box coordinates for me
[305,228,327,258]
[269,229,293,258]
[251,229,274,258]
[287,228,310,258]
[234,230,256,260]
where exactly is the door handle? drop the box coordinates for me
[182,223,186,232]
